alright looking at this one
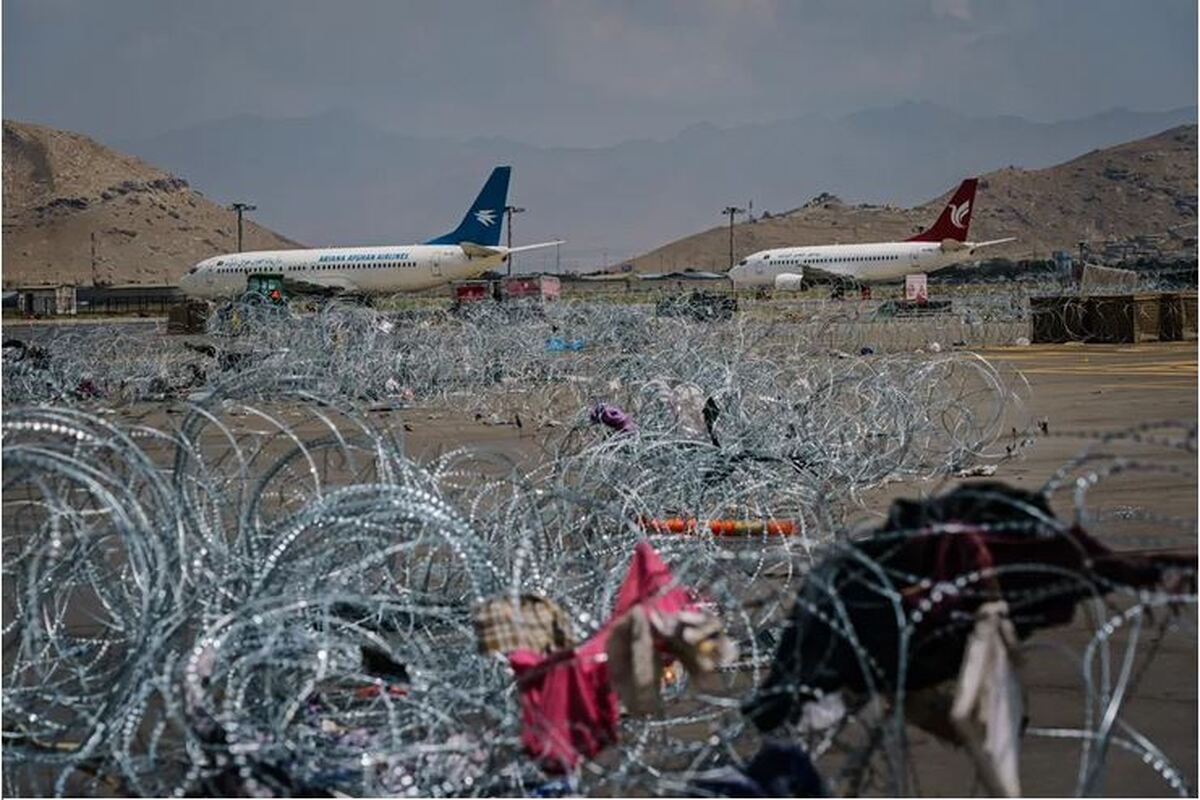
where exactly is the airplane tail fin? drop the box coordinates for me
[425,166,511,246]
[906,178,977,242]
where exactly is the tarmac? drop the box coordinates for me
[901,342,1197,796]
[389,340,1199,796]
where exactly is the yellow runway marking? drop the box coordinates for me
[981,344,1198,356]
[1017,367,1196,377]
[1075,385,1198,392]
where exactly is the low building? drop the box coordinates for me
[75,285,185,315]
[13,285,77,316]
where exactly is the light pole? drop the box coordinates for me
[722,206,745,270]
[504,205,525,276]
[230,202,257,253]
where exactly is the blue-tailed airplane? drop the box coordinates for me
[179,166,560,298]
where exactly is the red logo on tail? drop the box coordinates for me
[907,178,977,242]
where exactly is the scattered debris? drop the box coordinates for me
[955,463,998,478]
[2,300,1192,797]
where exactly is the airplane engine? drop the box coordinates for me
[774,272,805,290]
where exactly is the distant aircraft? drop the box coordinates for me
[179,166,561,299]
[728,178,1014,289]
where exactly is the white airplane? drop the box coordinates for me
[178,166,561,299]
[728,178,1014,289]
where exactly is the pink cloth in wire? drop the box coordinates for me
[508,541,694,772]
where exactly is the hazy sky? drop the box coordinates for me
[4,0,1197,147]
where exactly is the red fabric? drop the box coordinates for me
[611,540,694,622]
[509,647,619,773]
[509,541,696,772]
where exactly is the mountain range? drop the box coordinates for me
[630,124,1198,273]
[118,102,1197,270]
[3,120,298,288]
[2,104,1195,287]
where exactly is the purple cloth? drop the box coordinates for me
[590,403,637,435]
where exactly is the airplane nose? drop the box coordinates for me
[178,269,200,295]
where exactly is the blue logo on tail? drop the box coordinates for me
[425,166,511,246]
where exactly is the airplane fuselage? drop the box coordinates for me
[178,245,506,299]
[729,178,1012,288]
[729,241,968,287]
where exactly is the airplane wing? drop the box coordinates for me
[505,240,564,254]
[459,242,500,259]
[968,237,1017,254]
[458,240,565,259]
[794,262,854,284]
[281,275,359,296]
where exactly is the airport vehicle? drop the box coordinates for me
[451,279,499,306]
[728,179,1015,289]
[245,273,287,304]
[450,275,561,306]
[179,167,562,299]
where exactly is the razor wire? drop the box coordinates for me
[1,296,1036,408]
[2,303,1195,797]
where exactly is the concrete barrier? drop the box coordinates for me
[1031,292,1196,344]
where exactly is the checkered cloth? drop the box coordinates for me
[474,594,575,655]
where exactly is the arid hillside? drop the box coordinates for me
[3,120,301,287]
[627,125,1198,272]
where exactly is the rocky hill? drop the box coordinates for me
[123,104,1196,267]
[2,120,301,288]
[626,125,1198,273]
